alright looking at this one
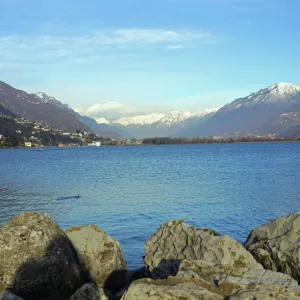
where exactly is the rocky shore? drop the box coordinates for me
[0,212,300,300]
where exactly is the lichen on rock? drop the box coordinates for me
[66,225,127,286]
[245,212,300,283]
[0,212,89,300]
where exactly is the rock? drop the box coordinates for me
[123,260,300,300]
[228,288,300,300]
[245,212,300,282]
[176,260,300,292]
[0,291,25,300]
[103,267,150,299]
[121,278,223,300]
[66,225,126,286]
[69,283,108,300]
[0,212,89,300]
[145,220,262,278]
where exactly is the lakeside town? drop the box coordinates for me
[0,114,143,148]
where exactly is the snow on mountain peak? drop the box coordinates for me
[34,92,56,102]
[34,92,74,112]
[268,82,300,95]
[223,82,300,111]
[111,109,217,127]
[112,113,166,126]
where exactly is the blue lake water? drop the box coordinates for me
[1,143,300,269]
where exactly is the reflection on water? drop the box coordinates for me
[1,143,300,268]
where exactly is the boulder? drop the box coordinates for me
[69,283,108,300]
[123,260,300,300]
[66,225,126,286]
[245,212,300,282]
[145,220,262,278]
[0,212,88,300]
[121,278,223,300]
[176,260,300,293]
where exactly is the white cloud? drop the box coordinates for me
[94,117,110,124]
[0,28,217,66]
[76,88,249,121]
[166,44,185,50]
[0,28,215,60]
[78,101,170,120]
[82,102,124,115]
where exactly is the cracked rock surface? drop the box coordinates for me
[245,212,300,283]
[66,225,126,286]
[144,220,262,279]
[123,260,300,300]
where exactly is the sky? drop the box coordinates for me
[0,0,300,119]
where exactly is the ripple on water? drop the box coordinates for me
[0,143,300,269]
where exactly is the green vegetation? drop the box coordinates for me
[142,136,300,145]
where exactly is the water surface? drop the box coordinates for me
[1,143,300,268]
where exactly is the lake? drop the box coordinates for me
[1,143,300,269]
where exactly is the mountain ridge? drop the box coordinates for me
[180,82,300,138]
[2,80,300,139]
[34,92,133,139]
[0,81,90,133]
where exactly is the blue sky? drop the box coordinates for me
[0,0,299,119]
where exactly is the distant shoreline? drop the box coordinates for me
[1,139,300,150]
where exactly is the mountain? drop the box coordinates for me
[109,109,217,139]
[0,81,90,133]
[181,83,300,137]
[34,92,133,139]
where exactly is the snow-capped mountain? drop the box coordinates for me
[107,109,217,138]
[112,109,216,127]
[34,92,73,111]
[0,81,90,133]
[34,92,132,138]
[221,83,300,112]
[28,82,300,139]
[183,82,300,137]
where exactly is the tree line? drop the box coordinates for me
[142,136,300,145]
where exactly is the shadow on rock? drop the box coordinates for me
[103,266,151,300]
[102,259,182,300]
[148,259,182,280]
[7,236,92,300]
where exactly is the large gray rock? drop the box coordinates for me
[176,260,300,292]
[0,212,88,300]
[66,225,126,286]
[245,212,300,282]
[145,220,262,278]
[121,278,223,300]
[123,260,300,300]
[69,284,108,300]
